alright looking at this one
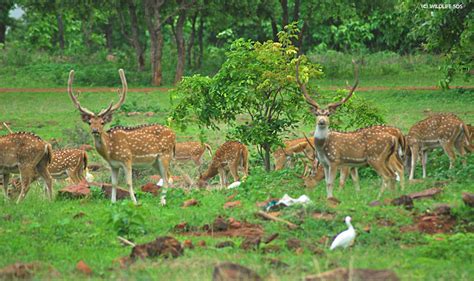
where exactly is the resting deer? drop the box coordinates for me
[296,59,401,198]
[197,141,249,187]
[407,113,470,179]
[274,137,316,175]
[175,141,212,168]
[67,69,176,205]
[48,149,89,184]
[0,132,53,203]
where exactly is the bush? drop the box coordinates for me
[108,201,146,238]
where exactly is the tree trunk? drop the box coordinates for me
[144,0,166,86]
[197,14,204,67]
[187,11,197,68]
[104,22,113,53]
[0,23,5,45]
[174,5,187,84]
[280,0,288,28]
[270,17,278,42]
[56,13,65,50]
[128,1,145,71]
[292,0,300,23]
[263,143,271,172]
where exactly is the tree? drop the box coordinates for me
[0,0,14,45]
[171,24,316,171]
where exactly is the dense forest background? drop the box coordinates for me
[0,0,472,87]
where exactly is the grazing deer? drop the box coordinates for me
[197,141,249,187]
[296,59,401,198]
[175,141,212,167]
[407,113,470,180]
[0,132,53,203]
[48,149,88,184]
[273,137,315,175]
[67,69,176,205]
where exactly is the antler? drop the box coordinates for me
[327,59,359,112]
[68,70,95,116]
[98,69,127,117]
[295,59,321,111]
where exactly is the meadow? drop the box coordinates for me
[0,59,473,280]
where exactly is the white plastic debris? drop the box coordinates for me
[156,178,164,187]
[227,181,241,189]
[277,193,311,206]
[85,171,94,182]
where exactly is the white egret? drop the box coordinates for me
[330,216,356,250]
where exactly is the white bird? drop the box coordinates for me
[330,216,356,250]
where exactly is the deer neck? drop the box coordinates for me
[314,125,329,144]
[200,164,219,182]
[92,132,111,160]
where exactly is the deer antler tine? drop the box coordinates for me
[295,59,321,110]
[67,70,95,116]
[327,59,359,111]
[109,69,127,112]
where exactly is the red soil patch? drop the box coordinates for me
[400,214,456,234]
[176,217,264,238]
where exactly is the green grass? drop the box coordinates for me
[0,68,473,280]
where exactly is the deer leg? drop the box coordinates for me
[217,168,226,187]
[123,164,137,204]
[16,167,34,204]
[339,167,348,189]
[155,157,169,206]
[441,141,456,169]
[2,173,10,200]
[325,165,337,199]
[421,150,428,178]
[110,167,119,203]
[409,145,419,180]
[350,168,360,191]
[229,163,240,183]
[36,165,53,200]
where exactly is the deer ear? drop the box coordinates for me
[81,114,92,123]
[101,113,113,124]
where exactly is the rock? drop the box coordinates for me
[462,192,474,207]
[433,204,451,216]
[130,236,183,260]
[144,112,155,117]
[0,262,40,279]
[363,225,371,233]
[369,200,382,207]
[286,238,301,251]
[182,198,199,208]
[141,182,161,196]
[183,240,194,249]
[391,195,414,210]
[304,267,400,281]
[197,240,207,247]
[263,233,279,244]
[213,217,229,231]
[212,262,262,281]
[58,181,90,199]
[240,236,261,251]
[215,241,235,248]
[408,187,442,200]
[76,260,92,275]
[150,175,162,182]
[101,183,130,200]
[227,193,237,201]
[224,201,241,209]
[174,222,190,232]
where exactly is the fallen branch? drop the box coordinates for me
[117,236,136,247]
[3,122,13,133]
[256,210,298,230]
[408,187,443,200]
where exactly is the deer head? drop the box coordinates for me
[68,69,127,135]
[295,59,359,134]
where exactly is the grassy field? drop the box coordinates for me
[0,70,473,280]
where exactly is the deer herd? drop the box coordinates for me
[0,61,472,204]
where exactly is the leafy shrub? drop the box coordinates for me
[108,201,146,238]
[420,233,474,260]
[62,124,91,147]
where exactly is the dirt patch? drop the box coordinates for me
[400,213,456,234]
[130,236,183,260]
[176,217,264,238]
[213,262,262,281]
[305,267,400,281]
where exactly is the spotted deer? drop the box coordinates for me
[296,59,401,198]
[0,132,53,203]
[273,137,315,175]
[67,69,176,205]
[407,113,470,179]
[197,141,249,187]
[48,149,88,184]
[175,141,212,168]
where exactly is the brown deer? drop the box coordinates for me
[407,113,470,179]
[197,141,249,187]
[175,141,212,167]
[296,59,401,198]
[0,132,53,203]
[48,149,88,184]
[273,137,315,175]
[67,69,176,205]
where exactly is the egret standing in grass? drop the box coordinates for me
[330,216,356,250]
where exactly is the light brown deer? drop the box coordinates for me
[67,69,176,205]
[273,137,315,175]
[296,59,401,198]
[0,132,53,203]
[175,141,212,167]
[197,141,249,187]
[48,149,88,184]
[407,113,470,179]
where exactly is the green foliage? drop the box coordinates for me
[61,124,91,147]
[108,201,146,238]
[420,233,474,260]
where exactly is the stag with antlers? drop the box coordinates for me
[67,69,176,205]
[407,113,470,179]
[296,59,402,198]
[0,132,53,203]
